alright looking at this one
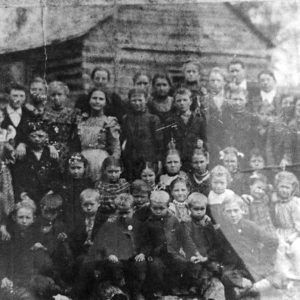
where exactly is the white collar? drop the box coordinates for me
[261,89,276,104]
[7,105,22,115]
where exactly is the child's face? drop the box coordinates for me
[184,63,200,83]
[141,168,156,186]
[41,206,59,222]
[277,180,294,200]
[165,154,181,175]
[50,87,67,108]
[93,70,109,88]
[154,78,170,97]
[192,154,208,174]
[174,93,192,113]
[81,197,100,216]
[105,165,122,183]
[150,199,169,217]
[171,182,189,203]
[135,75,150,91]
[259,107,274,127]
[16,207,34,229]
[250,181,266,200]
[228,92,247,112]
[130,94,147,112]
[89,90,106,111]
[209,72,225,94]
[190,202,207,220]
[30,82,46,97]
[223,202,243,224]
[68,161,85,179]
[259,74,276,93]
[223,153,238,173]
[133,192,149,209]
[211,176,227,194]
[28,130,48,149]
[9,89,26,109]
[281,96,294,116]
[249,155,265,170]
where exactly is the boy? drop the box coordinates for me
[218,194,279,299]
[13,121,61,204]
[69,189,101,260]
[166,88,206,171]
[183,193,225,300]
[222,88,259,162]
[86,193,147,300]
[139,190,193,297]
[122,88,164,181]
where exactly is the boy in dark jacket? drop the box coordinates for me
[139,190,194,297]
[218,194,279,299]
[122,88,164,181]
[182,193,225,300]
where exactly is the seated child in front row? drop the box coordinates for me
[85,193,147,300]
[0,200,54,297]
[208,165,234,224]
[219,195,279,300]
[182,193,225,300]
[139,190,192,297]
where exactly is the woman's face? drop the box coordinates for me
[165,154,181,175]
[135,75,150,91]
[49,87,67,108]
[154,78,170,98]
[89,90,106,111]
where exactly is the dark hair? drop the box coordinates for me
[88,87,107,104]
[91,67,111,82]
[169,176,190,193]
[257,69,276,82]
[249,148,264,160]
[152,73,172,88]
[30,76,47,86]
[132,71,151,85]
[139,161,158,177]
[40,193,63,210]
[101,156,123,181]
[228,59,245,69]
[128,88,148,100]
[9,83,27,94]
[67,152,88,168]
[173,87,192,99]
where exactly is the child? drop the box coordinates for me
[133,71,151,97]
[95,156,130,222]
[0,200,53,297]
[139,190,192,296]
[242,173,276,236]
[208,165,234,224]
[189,139,210,196]
[59,153,94,232]
[271,171,300,279]
[147,72,175,123]
[159,143,189,190]
[165,87,206,171]
[131,179,151,212]
[122,88,164,181]
[139,161,157,191]
[169,177,191,222]
[219,195,279,300]
[69,189,101,260]
[220,146,245,195]
[182,193,225,300]
[13,121,62,204]
[86,193,147,300]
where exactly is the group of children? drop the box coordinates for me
[0,58,299,300]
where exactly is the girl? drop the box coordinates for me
[159,145,188,191]
[140,161,157,191]
[133,71,151,98]
[148,73,175,123]
[220,146,245,195]
[95,156,130,221]
[59,153,94,232]
[77,88,121,182]
[208,165,234,224]
[271,171,300,279]
[43,81,79,169]
[188,139,210,196]
[169,176,190,222]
